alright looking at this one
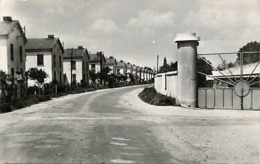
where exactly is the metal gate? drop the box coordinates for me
[197,51,260,110]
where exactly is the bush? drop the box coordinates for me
[139,87,177,106]
[0,102,12,113]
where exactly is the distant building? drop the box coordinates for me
[0,16,27,99]
[211,62,260,87]
[126,62,133,74]
[25,35,64,86]
[63,46,90,86]
[135,65,140,81]
[116,60,126,75]
[89,51,106,73]
[105,56,117,74]
[0,16,27,80]
[140,67,144,81]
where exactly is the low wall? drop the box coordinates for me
[154,71,178,99]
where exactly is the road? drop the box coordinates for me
[0,85,260,163]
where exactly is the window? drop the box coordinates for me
[53,54,56,67]
[91,64,95,71]
[19,46,23,62]
[72,74,76,82]
[37,54,44,65]
[10,44,14,61]
[11,68,14,84]
[60,72,62,83]
[59,56,62,68]
[71,61,76,70]
[54,71,56,81]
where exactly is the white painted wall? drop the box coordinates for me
[154,71,178,98]
[63,59,83,84]
[0,24,26,75]
[26,52,52,86]
[0,38,8,73]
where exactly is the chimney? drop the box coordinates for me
[48,35,54,39]
[78,46,83,49]
[3,16,12,22]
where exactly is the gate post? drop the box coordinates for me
[174,33,200,107]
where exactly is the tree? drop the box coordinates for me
[159,57,171,73]
[237,41,260,65]
[100,67,111,84]
[197,57,213,87]
[27,68,48,94]
[90,70,98,85]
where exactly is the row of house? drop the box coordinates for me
[0,17,154,91]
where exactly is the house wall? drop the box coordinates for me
[107,66,114,74]
[0,38,8,73]
[117,68,125,75]
[26,52,52,86]
[51,41,63,84]
[0,25,26,75]
[127,68,132,74]
[89,62,101,73]
[63,59,83,84]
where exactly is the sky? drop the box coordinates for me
[0,0,260,68]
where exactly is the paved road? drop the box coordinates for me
[0,85,260,163]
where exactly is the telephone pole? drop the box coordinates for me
[70,48,73,87]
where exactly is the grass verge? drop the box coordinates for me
[138,87,177,106]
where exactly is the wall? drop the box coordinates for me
[26,52,53,86]
[0,24,26,75]
[154,71,178,99]
[0,38,8,73]
[63,59,82,84]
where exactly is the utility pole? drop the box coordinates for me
[157,55,159,74]
[70,48,73,87]
[100,52,103,86]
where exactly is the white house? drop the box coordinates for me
[0,16,27,80]
[116,60,126,75]
[25,35,64,86]
[105,56,117,74]
[0,16,27,99]
[89,52,106,73]
[63,46,90,86]
[126,62,133,74]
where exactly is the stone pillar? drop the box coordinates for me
[174,33,200,108]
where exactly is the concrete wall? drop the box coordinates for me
[155,33,199,108]
[155,71,178,98]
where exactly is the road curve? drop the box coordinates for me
[0,84,259,163]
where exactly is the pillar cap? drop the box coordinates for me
[174,33,200,42]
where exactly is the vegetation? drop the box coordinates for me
[237,41,260,65]
[159,57,177,73]
[197,57,213,87]
[27,68,48,94]
[139,87,177,106]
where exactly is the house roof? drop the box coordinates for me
[126,62,132,69]
[63,48,88,59]
[105,56,117,65]
[0,18,27,43]
[26,37,64,53]
[89,52,106,63]
[212,62,260,77]
[116,60,126,68]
